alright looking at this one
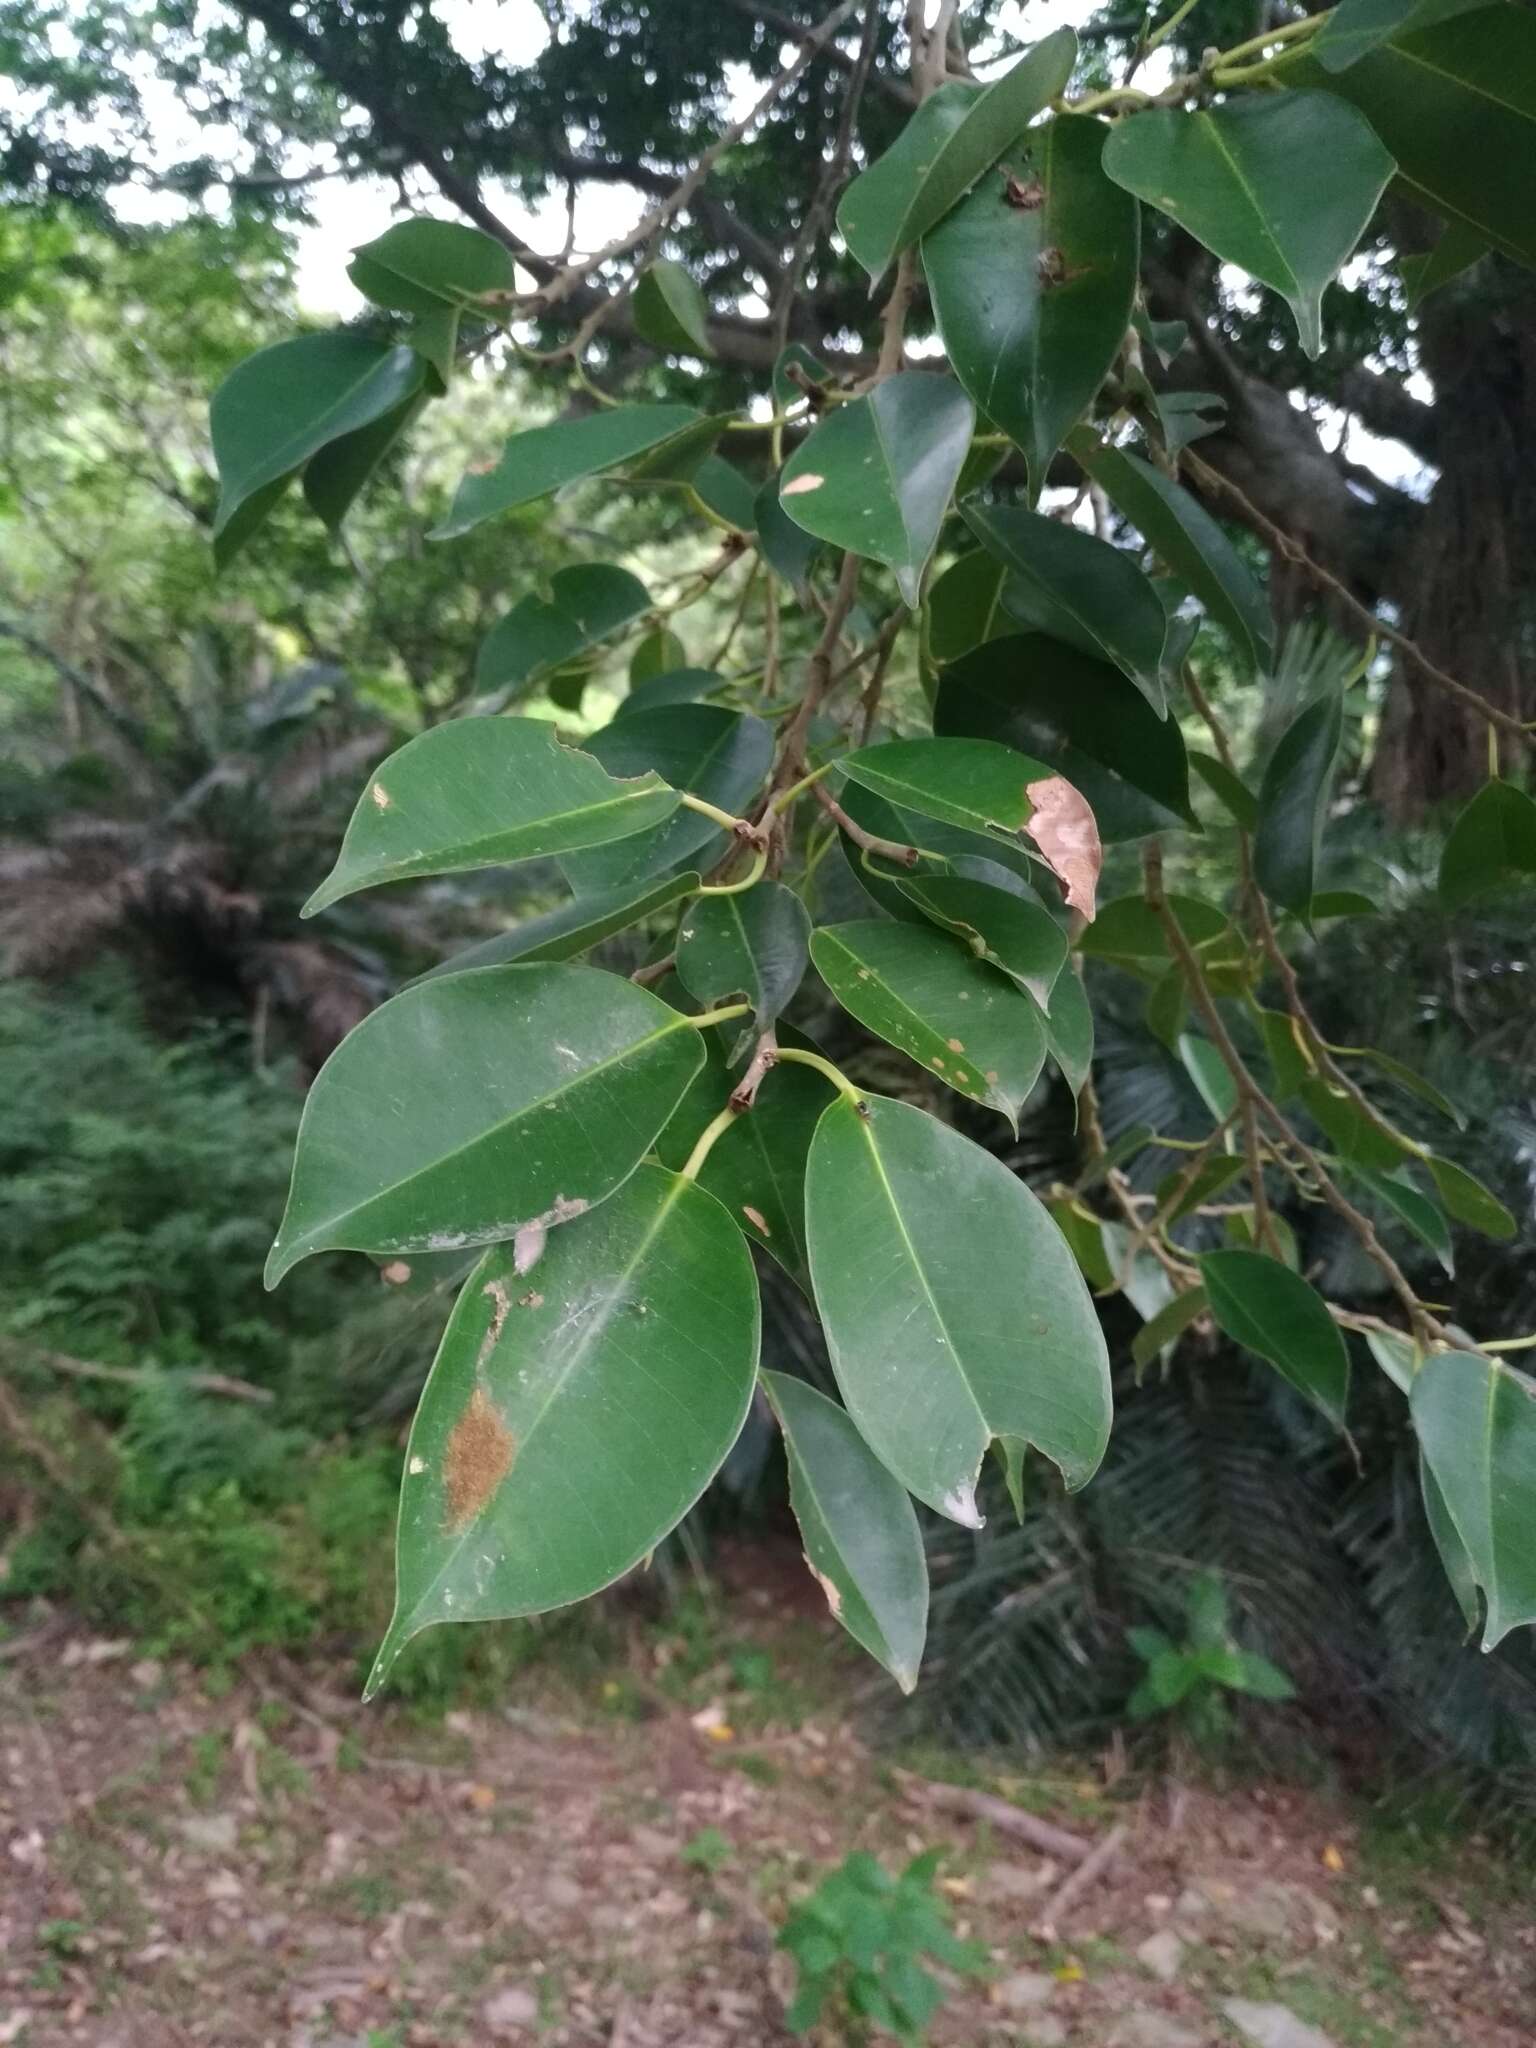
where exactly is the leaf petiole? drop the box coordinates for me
[776,1045,864,1106]
[696,847,768,897]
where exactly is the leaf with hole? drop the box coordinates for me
[210,333,427,565]
[562,706,774,891]
[304,718,680,915]
[811,920,1046,1128]
[265,964,705,1286]
[476,564,651,699]
[368,1164,757,1693]
[1068,429,1273,668]
[764,1371,928,1692]
[676,881,811,1051]
[1102,93,1395,356]
[964,501,1169,712]
[1200,1249,1350,1429]
[434,404,705,537]
[1412,1348,1536,1648]
[780,373,974,607]
[806,1093,1111,1525]
[634,259,712,356]
[924,114,1138,497]
[934,634,1196,838]
[896,872,1068,1008]
[1253,691,1345,917]
[1438,779,1536,907]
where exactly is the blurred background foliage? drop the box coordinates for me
[1,1,1534,1822]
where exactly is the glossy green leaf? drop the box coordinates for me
[1336,1046,1464,1128]
[1200,1248,1350,1429]
[1283,7,1536,270]
[1254,1005,1310,1099]
[1049,1197,1115,1290]
[631,629,687,685]
[896,872,1068,1008]
[1043,959,1094,1095]
[1078,891,1232,972]
[1178,1033,1238,1123]
[837,34,1078,281]
[756,474,822,592]
[690,452,756,533]
[415,873,701,984]
[619,667,722,718]
[806,1093,1112,1524]
[1312,0,1423,71]
[303,717,680,916]
[633,258,712,356]
[302,389,426,534]
[266,964,705,1286]
[1102,93,1395,356]
[1191,751,1259,830]
[1157,1153,1247,1227]
[434,404,703,538]
[923,114,1138,497]
[368,1164,757,1692]
[348,216,516,312]
[1308,889,1379,921]
[780,373,975,606]
[811,920,1046,1129]
[837,81,980,279]
[1152,389,1227,457]
[1420,1452,1481,1632]
[562,705,774,892]
[1412,1349,1536,1648]
[927,550,1008,664]
[1145,966,1188,1052]
[840,737,1052,853]
[1401,219,1486,308]
[934,634,1196,839]
[763,1372,928,1692]
[1438,778,1536,907]
[1253,691,1345,916]
[1301,1076,1409,1171]
[1352,1165,1455,1273]
[1068,429,1273,668]
[210,333,426,564]
[1425,1155,1517,1241]
[964,501,1169,712]
[1131,1286,1210,1370]
[693,1054,830,1277]
[476,564,650,698]
[676,880,811,1049]
[1366,1326,1418,1395]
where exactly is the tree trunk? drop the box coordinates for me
[1370,257,1536,817]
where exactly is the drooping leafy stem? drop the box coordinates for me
[207,0,1536,1685]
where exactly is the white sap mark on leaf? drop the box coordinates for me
[805,1554,843,1618]
[940,1478,985,1530]
[371,781,391,809]
[1026,775,1102,921]
[514,1222,547,1275]
[426,1230,474,1251]
[408,1455,426,1476]
[513,1191,591,1276]
[742,1205,770,1235]
[782,472,825,496]
[518,1290,544,1309]
[380,1259,412,1284]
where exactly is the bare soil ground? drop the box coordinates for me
[2,1567,1530,2048]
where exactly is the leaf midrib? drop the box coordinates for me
[281,1000,699,1265]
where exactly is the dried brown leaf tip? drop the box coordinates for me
[1025,776,1102,921]
[443,1387,515,1531]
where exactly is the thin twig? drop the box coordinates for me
[892,1769,1092,1861]
[1033,1823,1129,1937]
[812,780,919,865]
[1181,448,1530,747]
[2,1337,274,1405]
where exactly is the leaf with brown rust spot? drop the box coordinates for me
[1026,775,1101,921]
[443,1387,515,1531]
